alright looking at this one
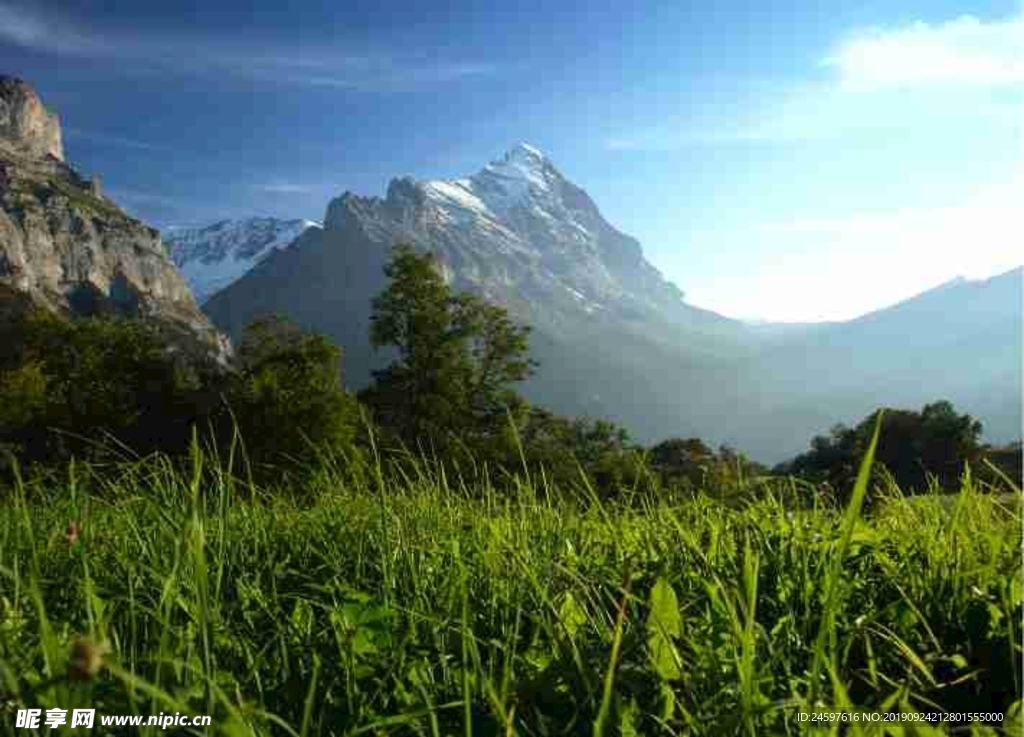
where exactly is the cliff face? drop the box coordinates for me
[0,75,229,364]
[0,77,63,162]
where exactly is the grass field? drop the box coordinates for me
[0,436,1021,736]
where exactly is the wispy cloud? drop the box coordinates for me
[603,88,1021,151]
[604,129,760,151]
[605,10,1024,152]
[108,187,255,229]
[251,182,316,195]
[64,127,164,151]
[107,188,195,210]
[756,177,1022,273]
[823,14,1024,91]
[0,2,497,90]
[0,2,100,55]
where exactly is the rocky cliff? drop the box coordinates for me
[0,77,63,162]
[0,75,229,364]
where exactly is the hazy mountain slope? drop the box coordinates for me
[729,268,1023,459]
[745,269,1021,397]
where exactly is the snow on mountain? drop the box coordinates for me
[164,217,320,302]
[344,142,693,331]
[422,143,562,219]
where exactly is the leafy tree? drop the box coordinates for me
[649,437,715,491]
[221,315,361,483]
[491,407,646,497]
[360,244,535,452]
[0,308,207,470]
[778,400,985,495]
[647,437,766,499]
[979,440,1022,487]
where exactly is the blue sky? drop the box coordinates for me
[1,0,1020,321]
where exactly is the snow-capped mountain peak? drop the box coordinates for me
[412,145,559,223]
[188,144,682,334]
[312,144,685,332]
[472,143,557,207]
[509,141,545,160]
[165,216,320,302]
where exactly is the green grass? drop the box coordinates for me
[0,441,1020,736]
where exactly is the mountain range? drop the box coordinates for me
[1,76,1017,463]
[194,145,1022,462]
[165,217,322,302]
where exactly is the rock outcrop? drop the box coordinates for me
[0,76,63,161]
[0,75,230,365]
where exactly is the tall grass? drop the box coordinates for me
[0,441,1020,736]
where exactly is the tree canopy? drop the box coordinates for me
[0,307,208,469]
[360,244,535,453]
[777,400,985,495]
[219,314,361,484]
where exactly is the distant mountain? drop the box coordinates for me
[165,217,321,302]
[199,143,1022,462]
[0,75,230,364]
[728,268,1023,459]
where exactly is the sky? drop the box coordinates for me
[1,0,1020,322]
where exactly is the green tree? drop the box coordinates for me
[778,400,985,496]
[649,437,715,491]
[647,438,766,499]
[222,315,360,483]
[0,308,207,470]
[360,244,535,453]
[491,407,646,497]
[980,440,1022,487]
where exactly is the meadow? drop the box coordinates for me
[0,432,1021,736]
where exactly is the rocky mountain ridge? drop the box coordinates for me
[0,75,230,364]
[206,144,753,354]
[321,144,689,329]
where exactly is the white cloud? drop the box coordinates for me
[64,127,164,151]
[823,13,1024,91]
[0,2,496,90]
[606,11,1024,152]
